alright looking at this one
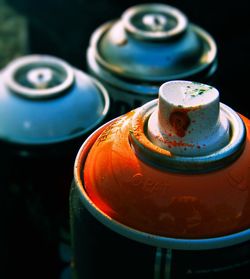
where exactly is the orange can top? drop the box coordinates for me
[82,81,250,238]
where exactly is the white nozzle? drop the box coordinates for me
[147,81,230,156]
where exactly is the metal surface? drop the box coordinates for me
[0,54,110,146]
[71,157,250,278]
[87,3,217,117]
[3,55,74,98]
[122,4,187,41]
[90,4,217,82]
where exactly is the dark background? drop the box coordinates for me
[5,0,250,117]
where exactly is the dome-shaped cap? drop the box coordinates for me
[0,55,109,145]
[90,3,217,82]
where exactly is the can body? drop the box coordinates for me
[71,183,250,279]
[0,55,109,278]
[70,182,156,279]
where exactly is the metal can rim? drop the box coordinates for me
[121,3,188,41]
[3,54,75,99]
[130,99,246,173]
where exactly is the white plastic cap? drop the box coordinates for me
[147,81,230,156]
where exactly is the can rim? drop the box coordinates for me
[130,99,246,173]
[74,119,250,250]
[3,54,74,99]
[88,21,217,82]
[122,3,188,41]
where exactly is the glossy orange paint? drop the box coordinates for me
[82,113,250,239]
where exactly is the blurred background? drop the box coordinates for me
[0,0,27,68]
[0,0,249,278]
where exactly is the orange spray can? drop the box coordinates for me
[70,81,250,278]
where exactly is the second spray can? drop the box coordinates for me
[87,3,217,117]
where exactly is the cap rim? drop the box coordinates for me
[4,55,74,99]
[0,70,110,146]
[122,3,188,41]
[130,97,246,173]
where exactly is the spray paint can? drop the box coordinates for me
[71,80,250,278]
[87,3,217,117]
[0,54,109,278]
